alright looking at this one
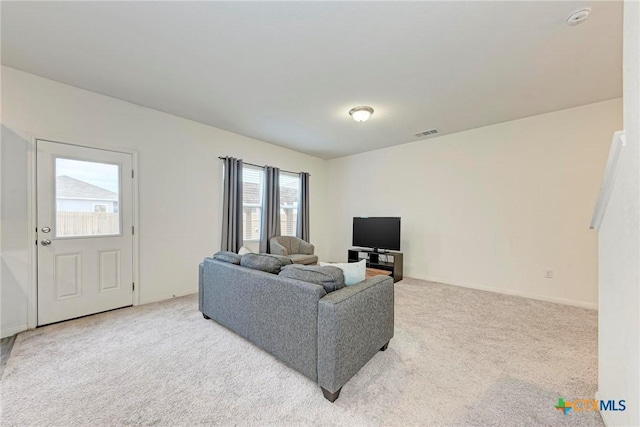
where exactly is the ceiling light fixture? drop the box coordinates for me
[349,106,374,122]
[566,8,591,26]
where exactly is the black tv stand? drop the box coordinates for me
[372,248,390,254]
[348,248,403,283]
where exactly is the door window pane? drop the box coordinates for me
[55,158,120,237]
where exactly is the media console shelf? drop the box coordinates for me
[348,249,403,283]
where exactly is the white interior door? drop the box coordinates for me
[37,139,134,326]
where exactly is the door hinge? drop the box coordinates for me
[132,170,134,178]
[132,282,135,291]
[132,226,135,235]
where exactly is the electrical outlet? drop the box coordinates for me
[545,269,554,279]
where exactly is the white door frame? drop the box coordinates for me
[27,134,140,329]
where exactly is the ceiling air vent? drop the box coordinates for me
[414,128,439,138]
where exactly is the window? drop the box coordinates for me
[55,158,120,237]
[242,165,264,241]
[239,166,300,241]
[279,172,299,237]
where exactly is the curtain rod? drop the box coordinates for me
[218,156,310,176]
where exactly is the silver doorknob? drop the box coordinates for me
[40,239,52,246]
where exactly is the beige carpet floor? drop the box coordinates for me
[0,278,601,426]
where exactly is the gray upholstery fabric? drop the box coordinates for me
[288,254,319,265]
[279,265,345,293]
[270,236,313,256]
[240,253,292,274]
[201,259,326,381]
[199,257,394,397]
[269,237,290,256]
[270,236,316,264]
[220,157,243,252]
[198,261,206,313]
[212,251,242,265]
[317,275,395,393]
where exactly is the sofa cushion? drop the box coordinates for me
[241,253,292,274]
[289,254,319,265]
[213,251,242,265]
[319,259,366,286]
[279,265,345,293]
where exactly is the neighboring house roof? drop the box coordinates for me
[56,175,118,201]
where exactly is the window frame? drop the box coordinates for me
[237,165,301,242]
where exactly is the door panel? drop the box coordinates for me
[98,250,121,292]
[37,139,133,326]
[54,253,82,300]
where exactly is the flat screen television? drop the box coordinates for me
[352,217,401,251]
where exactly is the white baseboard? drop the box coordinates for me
[1,324,28,339]
[138,288,198,306]
[0,292,198,338]
[407,274,598,310]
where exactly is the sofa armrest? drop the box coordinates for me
[317,275,394,393]
[299,240,315,255]
[199,262,204,313]
[198,257,214,313]
[270,238,288,256]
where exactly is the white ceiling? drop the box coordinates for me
[1,1,622,159]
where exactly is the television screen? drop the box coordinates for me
[352,217,401,251]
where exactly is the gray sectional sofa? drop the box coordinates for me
[198,255,394,402]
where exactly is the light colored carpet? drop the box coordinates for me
[0,335,16,379]
[0,278,601,426]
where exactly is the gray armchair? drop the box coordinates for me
[270,236,318,265]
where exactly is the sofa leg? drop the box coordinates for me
[380,341,389,351]
[321,387,342,402]
[202,313,210,320]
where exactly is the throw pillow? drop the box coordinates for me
[213,251,242,265]
[238,246,252,256]
[279,265,345,293]
[319,259,366,286]
[240,253,293,274]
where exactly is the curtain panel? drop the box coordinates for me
[297,172,310,241]
[259,166,281,253]
[220,157,243,252]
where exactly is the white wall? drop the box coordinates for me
[597,1,640,425]
[1,125,30,337]
[0,66,328,337]
[326,99,622,308]
[0,65,628,337]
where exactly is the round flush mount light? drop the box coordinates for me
[349,106,374,122]
[566,8,591,26]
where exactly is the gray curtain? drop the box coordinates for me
[297,172,310,242]
[221,157,243,252]
[259,166,281,253]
